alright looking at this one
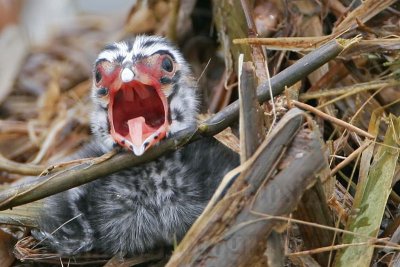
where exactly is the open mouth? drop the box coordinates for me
[108,82,169,155]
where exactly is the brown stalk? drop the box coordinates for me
[291,100,375,139]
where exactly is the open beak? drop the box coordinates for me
[108,67,169,155]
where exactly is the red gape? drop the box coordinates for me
[99,55,170,155]
[109,81,168,154]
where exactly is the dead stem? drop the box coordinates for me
[292,100,375,139]
[330,141,372,176]
[0,153,45,176]
[31,115,69,165]
[287,240,396,256]
[299,80,400,101]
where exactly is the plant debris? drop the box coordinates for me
[0,0,399,266]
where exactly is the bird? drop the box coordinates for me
[32,35,239,257]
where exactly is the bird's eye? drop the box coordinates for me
[161,57,173,72]
[95,69,102,84]
[97,87,108,96]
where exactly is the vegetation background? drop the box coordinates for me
[0,0,399,266]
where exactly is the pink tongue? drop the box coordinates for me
[127,117,154,148]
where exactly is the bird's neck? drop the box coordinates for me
[167,78,199,136]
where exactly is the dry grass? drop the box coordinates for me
[0,0,399,266]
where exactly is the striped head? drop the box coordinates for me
[91,35,198,155]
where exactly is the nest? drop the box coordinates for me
[0,0,399,266]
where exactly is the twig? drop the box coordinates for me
[0,153,45,176]
[233,36,333,50]
[204,39,346,135]
[291,100,375,139]
[196,58,211,82]
[238,57,264,162]
[330,141,372,176]
[0,39,345,211]
[299,80,400,101]
[333,0,398,33]
[250,212,400,248]
[239,0,269,84]
[41,150,116,176]
[31,115,68,165]
[287,240,391,256]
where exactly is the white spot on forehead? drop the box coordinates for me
[121,68,135,82]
